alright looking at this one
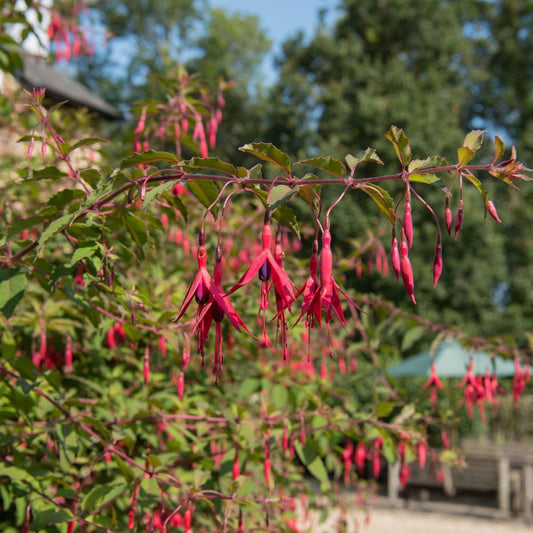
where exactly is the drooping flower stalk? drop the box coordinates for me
[423,363,444,405]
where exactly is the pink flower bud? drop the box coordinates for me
[433,242,442,288]
[445,198,452,235]
[399,235,416,304]
[454,200,463,241]
[403,200,413,249]
[391,236,400,280]
[487,200,502,223]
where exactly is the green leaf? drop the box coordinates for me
[239,142,291,173]
[294,440,330,489]
[70,137,108,151]
[24,166,66,181]
[31,504,73,529]
[142,180,176,211]
[408,156,447,172]
[462,130,485,153]
[401,326,426,351]
[120,150,178,168]
[67,242,101,267]
[385,126,412,166]
[408,173,440,184]
[187,179,220,216]
[81,482,127,511]
[0,268,27,318]
[48,189,86,211]
[375,401,395,418]
[492,135,505,163]
[180,157,236,175]
[457,146,475,166]
[268,185,299,213]
[295,156,346,177]
[272,203,301,239]
[123,212,148,250]
[0,216,43,246]
[36,213,75,255]
[80,169,101,188]
[297,181,321,215]
[345,148,383,171]
[360,184,395,223]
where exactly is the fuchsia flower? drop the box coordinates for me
[457,361,484,418]
[174,234,249,379]
[227,216,295,351]
[228,216,295,309]
[298,227,360,332]
[423,363,444,405]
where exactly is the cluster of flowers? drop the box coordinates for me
[424,357,531,418]
[173,213,364,380]
[47,5,96,61]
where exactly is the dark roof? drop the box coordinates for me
[16,55,122,120]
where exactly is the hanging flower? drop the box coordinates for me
[174,234,249,376]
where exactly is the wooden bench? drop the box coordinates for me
[387,441,533,520]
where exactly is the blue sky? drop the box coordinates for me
[208,0,339,80]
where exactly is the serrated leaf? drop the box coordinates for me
[48,189,86,211]
[0,268,27,318]
[239,142,291,173]
[295,156,345,177]
[462,130,485,153]
[120,150,178,168]
[36,213,75,255]
[457,146,475,166]
[70,137,108,151]
[268,185,299,213]
[298,180,321,215]
[187,179,220,216]
[345,148,383,170]
[294,440,330,489]
[81,482,127,511]
[180,157,236,175]
[80,168,100,188]
[408,173,440,184]
[142,180,176,211]
[385,126,412,166]
[408,156,447,172]
[67,241,101,267]
[25,166,67,181]
[272,202,301,239]
[360,184,395,223]
[123,212,148,250]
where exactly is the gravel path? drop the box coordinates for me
[300,501,533,532]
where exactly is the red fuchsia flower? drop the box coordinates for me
[342,440,354,485]
[354,442,367,474]
[373,437,383,479]
[423,363,444,405]
[418,441,428,469]
[233,453,240,480]
[399,461,411,487]
[227,215,295,350]
[513,357,527,407]
[273,231,291,359]
[458,361,484,418]
[174,234,249,377]
[441,429,450,450]
[399,231,416,304]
